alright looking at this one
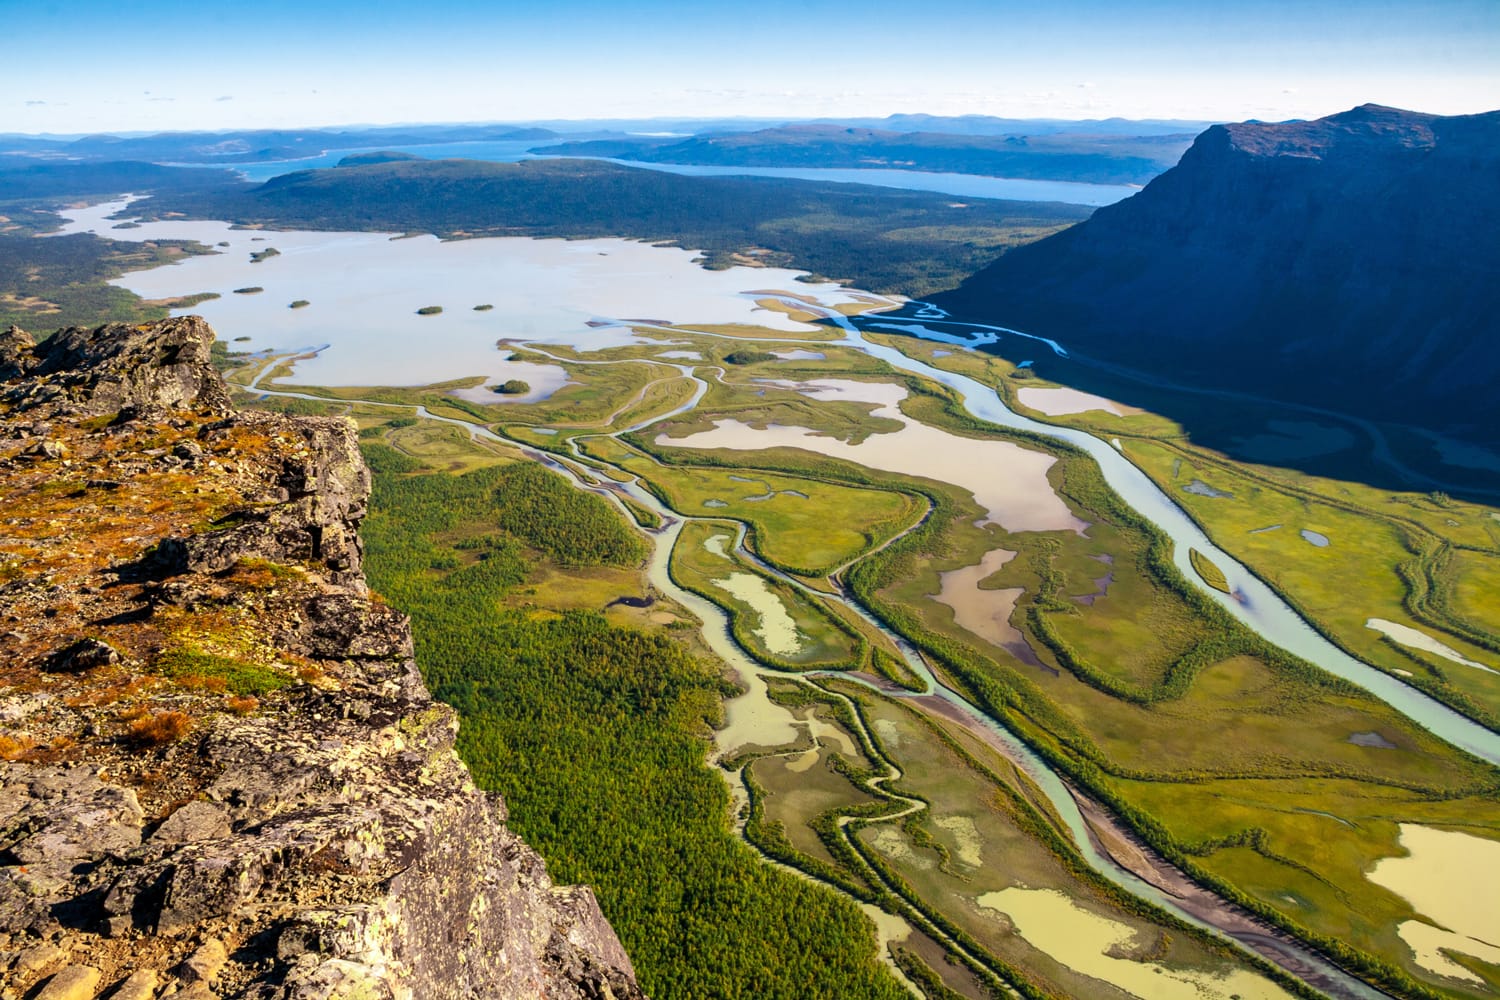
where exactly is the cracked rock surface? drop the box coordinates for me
[0,318,645,999]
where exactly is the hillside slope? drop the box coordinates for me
[933,105,1500,439]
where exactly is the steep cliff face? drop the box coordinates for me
[0,317,646,999]
[933,105,1500,439]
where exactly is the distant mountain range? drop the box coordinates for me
[933,105,1500,440]
[533,124,1195,185]
[0,125,559,164]
[814,114,1212,137]
[0,116,1209,183]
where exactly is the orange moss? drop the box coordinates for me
[0,734,35,760]
[173,674,229,694]
[126,711,193,748]
[225,694,259,715]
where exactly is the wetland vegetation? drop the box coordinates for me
[911,335,1500,731]
[249,287,1500,995]
[249,296,1500,1000]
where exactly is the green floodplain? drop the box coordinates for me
[225,297,1500,1000]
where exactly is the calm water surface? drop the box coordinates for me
[201,139,1136,205]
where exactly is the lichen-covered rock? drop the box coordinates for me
[2,316,233,420]
[0,326,34,380]
[0,318,647,999]
[151,800,232,845]
[0,765,144,867]
[32,964,102,1000]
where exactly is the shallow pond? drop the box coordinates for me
[1183,479,1234,499]
[712,572,804,656]
[1367,824,1500,984]
[659,378,1086,534]
[1016,385,1124,416]
[976,888,1294,1000]
[931,548,1032,658]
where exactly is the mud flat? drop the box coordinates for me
[1016,385,1126,416]
[1365,618,1496,673]
[1367,824,1500,984]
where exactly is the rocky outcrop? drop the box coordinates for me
[0,318,646,999]
[933,105,1500,441]
[1,317,234,421]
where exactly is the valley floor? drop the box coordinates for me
[231,287,1500,1000]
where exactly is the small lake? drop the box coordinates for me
[658,378,1087,534]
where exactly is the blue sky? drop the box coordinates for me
[4,0,1496,133]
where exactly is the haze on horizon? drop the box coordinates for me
[5,0,1496,135]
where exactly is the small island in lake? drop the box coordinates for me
[417,305,443,315]
[233,286,264,294]
[492,379,530,395]
[289,299,310,309]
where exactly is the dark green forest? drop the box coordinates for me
[361,456,907,999]
[0,232,212,330]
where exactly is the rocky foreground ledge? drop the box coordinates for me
[0,318,645,999]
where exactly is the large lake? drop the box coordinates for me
[55,199,866,395]
[213,140,1137,206]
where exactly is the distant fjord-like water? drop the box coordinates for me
[218,140,1138,205]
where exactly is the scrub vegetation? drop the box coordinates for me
[0,232,214,329]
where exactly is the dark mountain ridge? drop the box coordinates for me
[933,104,1500,442]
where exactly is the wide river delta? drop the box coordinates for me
[54,198,1500,1000]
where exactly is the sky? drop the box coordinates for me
[3,0,1496,134]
